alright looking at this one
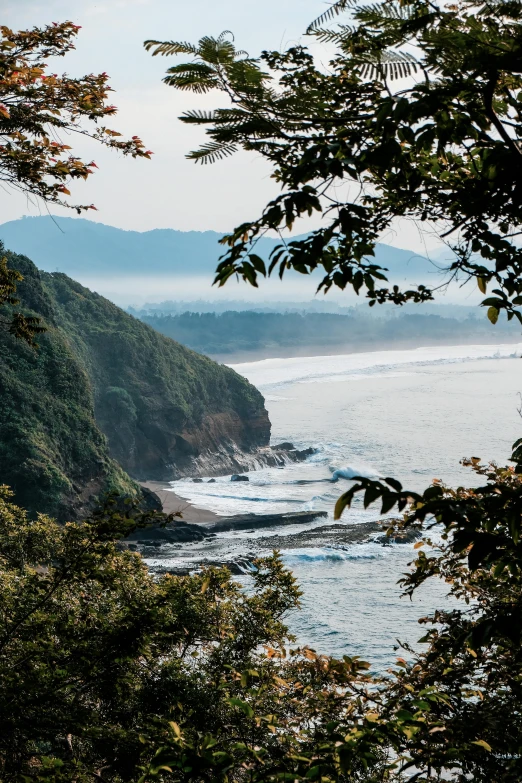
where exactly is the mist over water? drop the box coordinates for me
[157,343,522,666]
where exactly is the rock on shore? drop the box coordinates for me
[202,510,328,534]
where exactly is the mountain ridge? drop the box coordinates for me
[0,215,432,281]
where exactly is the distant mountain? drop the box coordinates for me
[0,216,435,282]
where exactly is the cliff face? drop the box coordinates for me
[0,252,271,518]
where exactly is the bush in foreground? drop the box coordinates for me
[0,450,522,781]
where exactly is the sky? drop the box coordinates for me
[2,0,443,256]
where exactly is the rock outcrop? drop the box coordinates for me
[202,510,328,534]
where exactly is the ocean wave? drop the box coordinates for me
[195,493,306,504]
[282,546,383,563]
[330,463,378,481]
[230,343,522,390]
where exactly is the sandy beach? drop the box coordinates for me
[140,481,219,523]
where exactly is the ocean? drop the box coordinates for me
[147,342,522,668]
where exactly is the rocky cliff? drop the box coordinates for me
[0,250,271,517]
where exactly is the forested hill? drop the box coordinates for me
[0,215,430,280]
[0,252,269,519]
[141,310,520,358]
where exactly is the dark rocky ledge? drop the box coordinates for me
[253,520,422,551]
[201,510,328,534]
[124,518,211,546]
[185,442,317,479]
[123,509,328,551]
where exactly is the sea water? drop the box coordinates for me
[159,343,522,667]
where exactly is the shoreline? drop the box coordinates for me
[206,335,522,365]
[140,481,219,523]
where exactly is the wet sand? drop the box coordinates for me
[140,481,219,523]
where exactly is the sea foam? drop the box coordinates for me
[229,343,522,390]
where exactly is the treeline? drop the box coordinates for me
[140,310,519,356]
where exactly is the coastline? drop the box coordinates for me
[140,481,219,523]
[206,335,522,365]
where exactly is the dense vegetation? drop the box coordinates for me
[141,309,519,356]
[43,270,269,478]
[2,454,522,781]
[150,0,522,326]
[0,250,269,517]
[0,252,136,519]
[2,0,522,779]
[139,0,522,778]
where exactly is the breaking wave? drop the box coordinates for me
[282,546,383,564]
[230,343,522,390]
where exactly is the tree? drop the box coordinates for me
[5,457,522,781]
[0,252,45,343]
[0,486,384,783]
[141,7,522,779]
[146,0,522,327]
[0,21,151,343]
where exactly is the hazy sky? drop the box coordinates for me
[3,0,442,254]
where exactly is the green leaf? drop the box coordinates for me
[364,485,382,508]
[334,493,352,519]
[248,253,267,275]
[385,476,402,492]
[228,698,254,718]
[471,739,492,752]
[381,493,397,514]
[487,306,499,324]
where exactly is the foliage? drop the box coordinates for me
[148,0,522,325]
[327,454,522,781]
[0,251,137,519]
[0,250,45,343]
[0,487,307,782]
[0,250,268,517]
[3,453,522,781]
[141,308,517,356]
[0,21,150,343]
[42,268,269,476]
[0,21,151,210]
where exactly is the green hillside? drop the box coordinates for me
[43,272,270,479]
[0,251,270,518]
[0,253,135,519]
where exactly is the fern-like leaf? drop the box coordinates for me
[163,63,219,93]
[307,0,360,32]
[360,50,419,80]
[186,141,238,164]
[181,109,218,124]
[311,24,358,43]
[198,36,237,64]
[362,1,417,20]
[143,39,198,56]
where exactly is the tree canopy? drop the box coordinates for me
[147,0,522,326]
[3,456,522,781]
[3,5,522,781]
[0,21,151,343]
[0,21,151,211]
